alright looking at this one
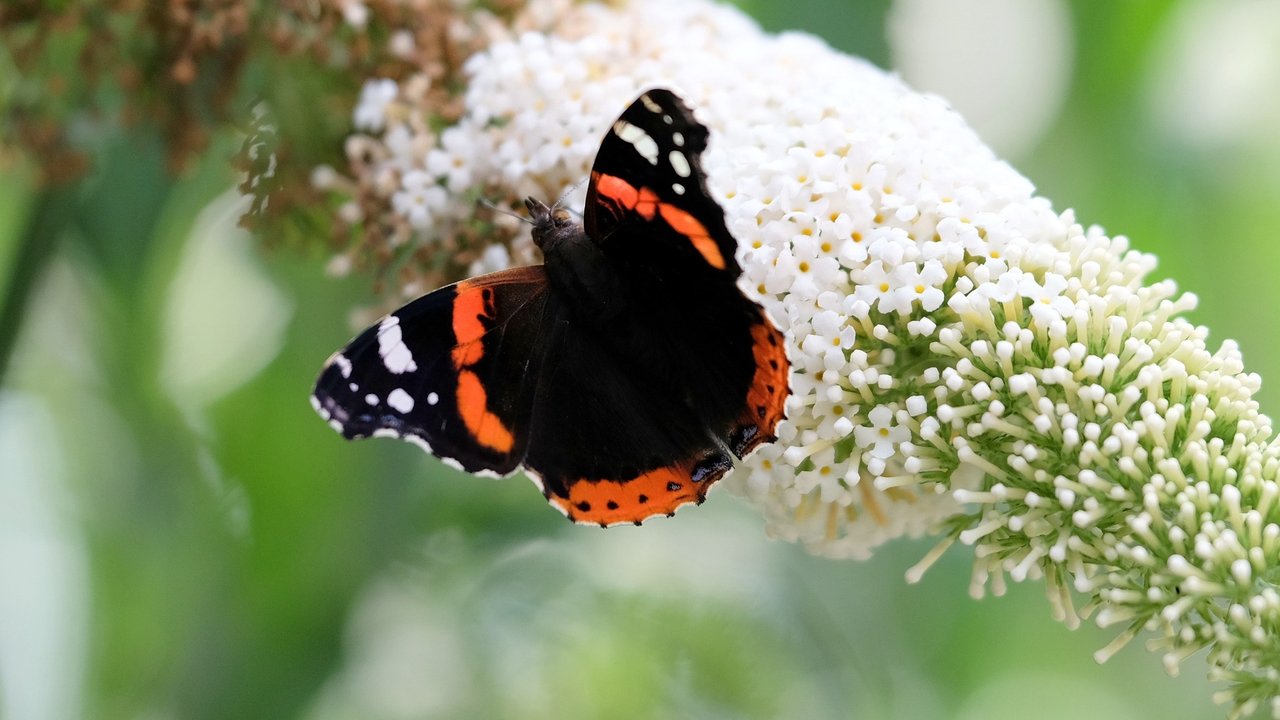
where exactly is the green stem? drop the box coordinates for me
[0,184,78,388]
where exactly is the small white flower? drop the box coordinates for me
[353,79,399,133]
[1017,271,1075,323]
[391,170,446,229]
[425,128,476,191]
[384,124,427,172]
[388,30,416,59]
[885,260,947,314]
[341,0,369,28]
[852,260,896,311]
[793,447,841,494]
[854,405,909,460]
[310,164,338,190]
[469,243,512,276]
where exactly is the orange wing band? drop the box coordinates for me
[546,453,730,527]
[450,281,515,453]
[734,318,789,457]
[456,369,515,453]
[657,203,725,269]
[592,172,726,269]
[451,282,492,367]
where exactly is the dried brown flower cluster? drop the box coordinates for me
[1,0,252,181]
[2,0,589,296]
[264,0,667,299]
[250,0,532,297]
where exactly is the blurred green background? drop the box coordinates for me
[3,1,1279,719]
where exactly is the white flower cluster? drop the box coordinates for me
[428,0,1043,554]
[335,0,1280,715]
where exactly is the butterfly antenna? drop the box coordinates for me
[551,177,590,218]
[478,198,534,225]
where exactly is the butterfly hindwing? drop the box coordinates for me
[516,297,736,525]
[312,266,551,476]
[528,312,787,528]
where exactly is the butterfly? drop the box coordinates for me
[312,88,789,527]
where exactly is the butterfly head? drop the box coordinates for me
[526,196,582,254]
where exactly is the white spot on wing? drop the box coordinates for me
[427,391,439,406]
[672,183,686,195]
[348,383,358,392]
[633,137,660,165]
[640,94,663,113]
[387,388,415,413]
[365,393,378,405]
[377,316,418,374]
[668,151,691,177]
[613,120,659,165]
[332,353,353,378]
[672,132,685,147]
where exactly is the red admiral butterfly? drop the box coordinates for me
[312,89,790,526]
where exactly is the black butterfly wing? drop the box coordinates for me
[585,88,788,456]
[312,90,791,528]
[584,88,739,276]
[521,297,736,526]
[508,88,790,527]
[312,266,551,476]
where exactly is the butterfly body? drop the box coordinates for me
[313,89,789,526]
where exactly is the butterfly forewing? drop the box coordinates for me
[312,266,551,476]
[585,89,739,276]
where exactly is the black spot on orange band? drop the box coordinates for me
[545,450,731,526]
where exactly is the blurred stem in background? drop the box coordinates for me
[0,182,71,388]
